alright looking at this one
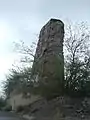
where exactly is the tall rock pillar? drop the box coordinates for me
[32,18,64,98]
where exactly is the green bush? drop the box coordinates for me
[2,105,12,111]
[16,106,24,112]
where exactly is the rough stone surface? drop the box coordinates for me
[32,18,64,96]
[35,19,64,60]
[21,97,90,120]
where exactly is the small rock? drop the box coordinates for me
[81,114,85,119]
[23,114,35,120]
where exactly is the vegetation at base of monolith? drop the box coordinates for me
[0,97,7,110]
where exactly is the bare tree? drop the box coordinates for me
[64,22,90,96]
[13,40,37,65]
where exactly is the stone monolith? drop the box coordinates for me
[32,18,64,97]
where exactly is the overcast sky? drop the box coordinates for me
[0,0,90,94]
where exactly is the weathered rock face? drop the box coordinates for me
[35,19,64,60]
[32,18,64,97]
